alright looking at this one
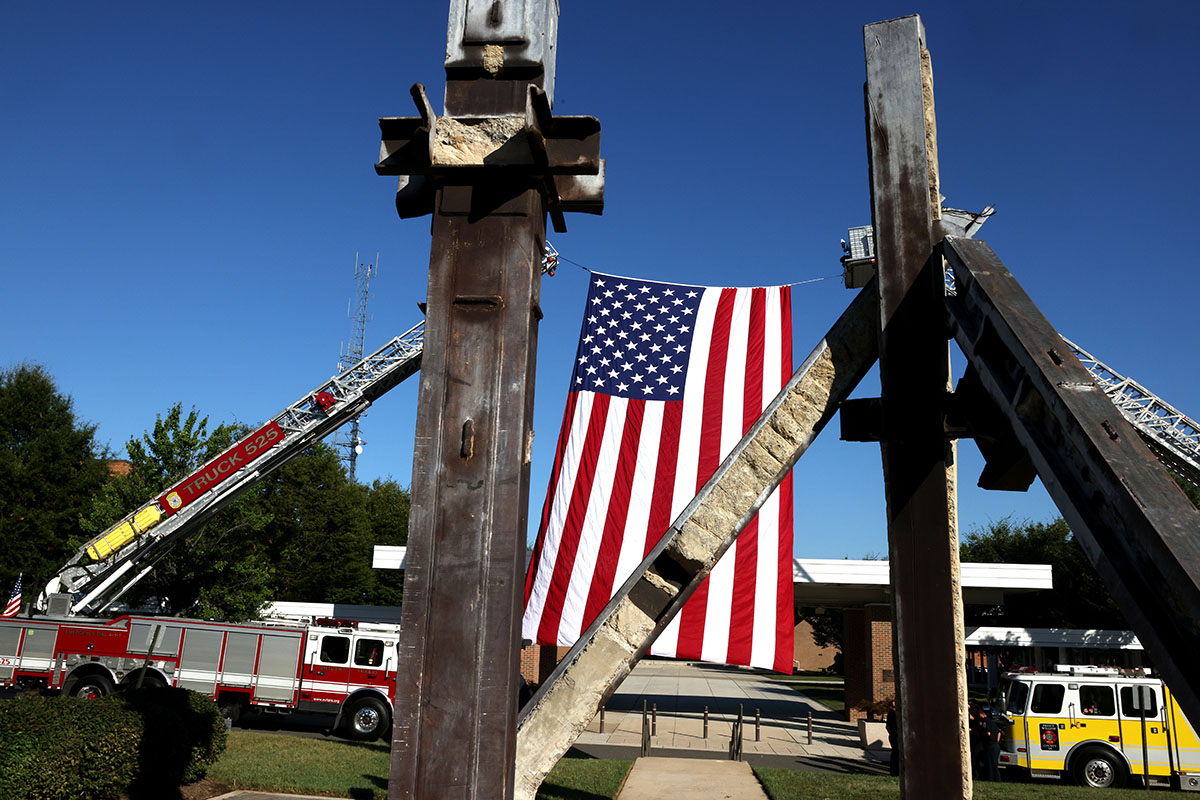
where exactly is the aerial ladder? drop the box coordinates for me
[1063,338,1200,487]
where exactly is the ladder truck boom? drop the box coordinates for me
[41,320,426,616]
[1062,337,1200,488]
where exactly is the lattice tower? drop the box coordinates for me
[336,253,378,481]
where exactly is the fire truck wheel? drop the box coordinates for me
[68,673,115,700]
[1072,747,1127,789]
[344,696,391,741]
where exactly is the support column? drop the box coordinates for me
[864,15,970,797]
[376,3,603,798]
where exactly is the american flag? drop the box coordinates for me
[2,573,22,618]
[523,272,794,672]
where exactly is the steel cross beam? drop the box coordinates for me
[863,16,970,797]
[513,280,880,800]
[375,3,602,798]
[944,235,1200,734]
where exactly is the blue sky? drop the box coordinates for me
[3,2,1197,561]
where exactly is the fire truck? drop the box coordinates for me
[0,613,400,740]
[997,665,1200,790]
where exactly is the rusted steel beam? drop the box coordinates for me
[381,3,602,798]
[864,15,970,798]
[513,281,881,800]
[944,235,1200,730]
[388,187,544,800]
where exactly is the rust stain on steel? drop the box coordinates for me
[512,281,880,800]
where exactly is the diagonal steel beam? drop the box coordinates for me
[944,235,1200,727]
[512,280,880,800]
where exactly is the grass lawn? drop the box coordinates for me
[755,769,1170,800]
[210,732,1166,800]
[206,732,631,799]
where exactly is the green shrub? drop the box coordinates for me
[0,687,228,800]
[119,686,229,789]
[0,694,142,800]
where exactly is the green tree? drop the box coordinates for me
[364,477,410,606]
[262,443,375,604]
[83,403,275,620]
[960,516,1126,629]
[0,364,109,593]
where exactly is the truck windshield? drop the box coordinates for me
[1002,677,1029,715]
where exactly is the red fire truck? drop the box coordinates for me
[0,613,399,741]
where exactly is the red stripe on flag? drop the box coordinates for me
[525,391,581,604]
[773,287,796,672]
[536,393,612,644]
[726,288,767,665]
[582,400,646,623]
[643,402,683,557]
[675,288,737,661]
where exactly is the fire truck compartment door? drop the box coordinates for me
[15,626,53,678]
[220,632,258,688]
[1119,684,1170,777]
[0,624,20,682]
[1026,681,1069,769]
[129,622,182,656]
[254,633,303,703]
[177,628,224,695]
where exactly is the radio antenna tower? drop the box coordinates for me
[336,252,379,481]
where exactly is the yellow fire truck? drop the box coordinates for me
[997,666,1200,790]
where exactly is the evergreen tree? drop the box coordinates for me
[0,364,109,593]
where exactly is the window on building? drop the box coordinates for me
[1078,684,1116,716]
[320,635,350,664]
[1120,685,1159,718]
[355,639,385,667]
[1030,683,1066,715]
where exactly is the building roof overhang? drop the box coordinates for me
[792,559,1053,608]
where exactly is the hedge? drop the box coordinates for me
[0,686,227,800]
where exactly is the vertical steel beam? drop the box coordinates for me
[864,16,970,798]
[389,187,545,800]
[385,3,560,798]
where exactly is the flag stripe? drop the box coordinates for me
[557,398,630,641]
[727,287,768,665]
[773,287,796,672]
[534,392,610,644]
[525,391,581,604]
[675,288,736,661]
[582,400,645,624]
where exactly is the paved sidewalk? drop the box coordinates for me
[616,757,768,799]
[573,659,888,771]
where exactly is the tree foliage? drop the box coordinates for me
[960,516,1127,629]
[0,364,109,593]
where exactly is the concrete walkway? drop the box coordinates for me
[573,659,888,772]
[615,757,768,799]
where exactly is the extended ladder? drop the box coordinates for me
[1062,337,1200,487]
[41,321,426,616]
